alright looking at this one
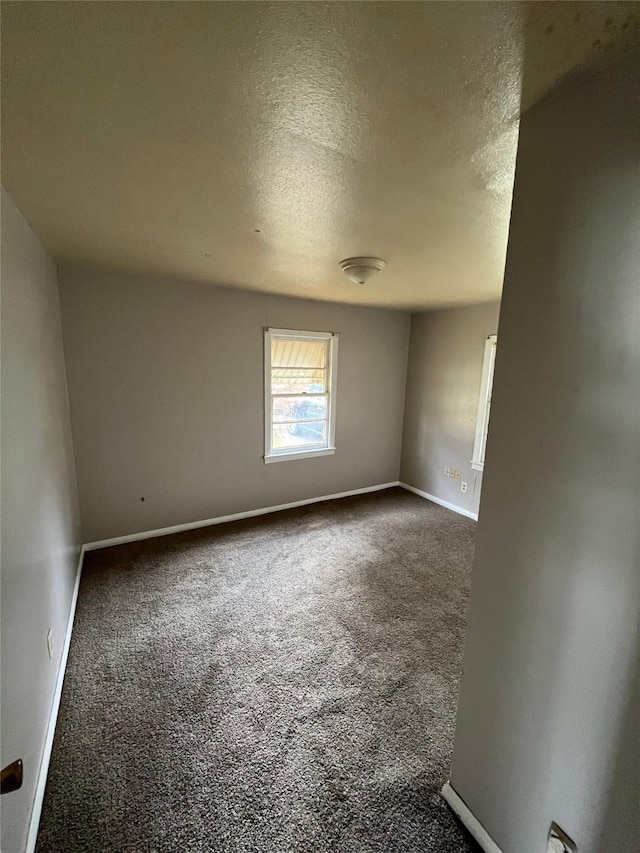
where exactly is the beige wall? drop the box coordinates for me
[58,266,410,543]
[449,55,640,852]
[400,302,500,517]
[1,189,81,852]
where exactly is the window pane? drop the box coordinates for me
[271,339,326,369]
[272,421,327,450]
[271,367,326,395]
[273,395,327,424]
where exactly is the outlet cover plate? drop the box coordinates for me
[548,822,576,853]
[46,628,53,660]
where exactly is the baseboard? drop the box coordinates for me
[442,782,503,853]
[399,482,478,521]
[25,545,86,853]
[83,482,402,552]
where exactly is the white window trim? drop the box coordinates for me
[264,328,339,463]
[471,334,497,472]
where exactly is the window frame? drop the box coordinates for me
[264,327,339,463]
[471,334,497,472]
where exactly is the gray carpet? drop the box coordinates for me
[37,487,478,853]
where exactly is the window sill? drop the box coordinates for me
[471,460,484,472]
[264,447,336,464]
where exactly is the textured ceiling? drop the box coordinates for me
[2,2,638,309]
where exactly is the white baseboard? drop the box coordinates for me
[442,782,503,853]
[25,545,86,853]
[399,482,478,521]
[83,482,402,552]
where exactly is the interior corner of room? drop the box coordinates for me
[1,4,639,853]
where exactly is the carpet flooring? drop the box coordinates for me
[37,487,478,853]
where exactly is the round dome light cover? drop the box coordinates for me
[339,257,386,285]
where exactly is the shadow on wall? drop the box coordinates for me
[449,42,640,853]
[597,650,640,849]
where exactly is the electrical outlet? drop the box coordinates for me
[444,467,462,479]
[46,628,54,660]
[548,822,576,853]
[461,481,468,493]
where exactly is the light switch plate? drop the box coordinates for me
[46,628,54,659]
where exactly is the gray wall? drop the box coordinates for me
[1,190,81,852]
[58,266,410,543]
[449,55,639,853]
[400,303,500,517]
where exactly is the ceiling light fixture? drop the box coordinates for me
[339,257,387,286]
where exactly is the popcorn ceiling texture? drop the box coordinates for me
[37,488,477,852]
[4,3,637,310]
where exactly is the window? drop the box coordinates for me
[264,328,338,463]
[471,334,497,472]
